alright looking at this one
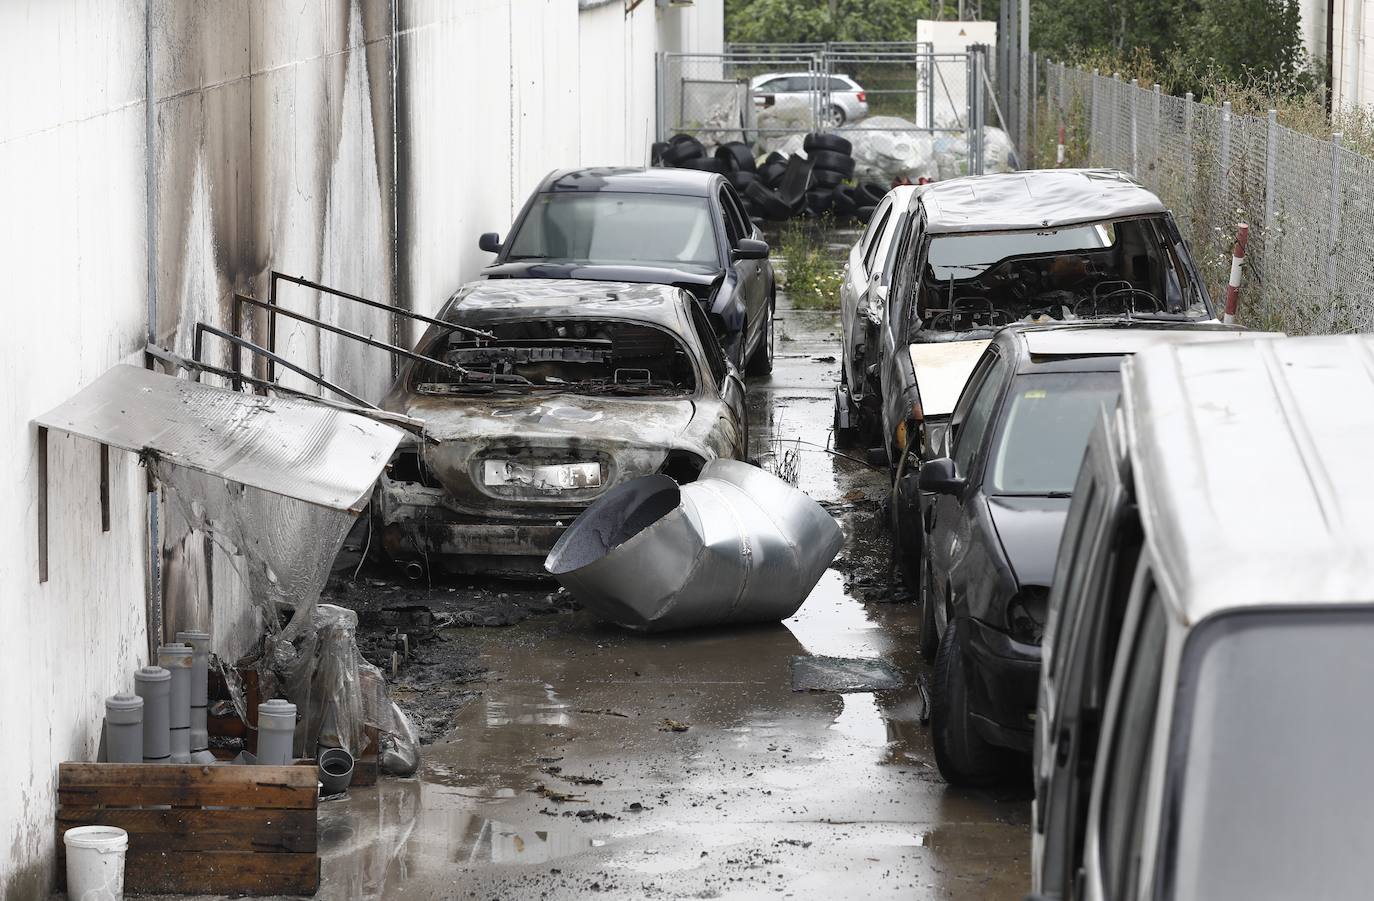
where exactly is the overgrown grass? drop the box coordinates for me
[777,220,844,310]
[1056,48,1374,153]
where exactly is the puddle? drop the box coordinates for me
[792,655,903,692]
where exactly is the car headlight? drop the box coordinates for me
[1007,586,1049,645]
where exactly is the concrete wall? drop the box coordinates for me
[0,1,721,896]
[1332,0,1374,110]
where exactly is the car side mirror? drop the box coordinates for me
[918,456,964,494]
[479,232,502,254]
[733,238,769,261]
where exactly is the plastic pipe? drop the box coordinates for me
[158,644,193,764]
[133,666,170,763]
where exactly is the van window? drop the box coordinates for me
[1163,607,1374,901]
[1045,476,1101,682]
[1098,590,1166,899]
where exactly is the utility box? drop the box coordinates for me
[916,20,996,127]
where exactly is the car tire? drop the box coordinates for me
[824,104,847,127]
[677,156,729,174]
[747,305,775,376]
[650,141,670,166]
[931,619,1004,786]
[804,132,853,156]
[811,168,846,188]
[729,170,760,192]
[662,137,706,165]
[744,181,793,221]
[805,187,833,214]
[765,151,787,166]
[758,160,788,188]
[858,182,888,204]
[809,150,856,177]
[834,390,858,448]
[715,141,757,173]
[831,184,858,216]
[918,558,939,661]
[853,204,877,223]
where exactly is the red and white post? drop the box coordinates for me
[1057,125,1066,166]
[1223,223,1250,325]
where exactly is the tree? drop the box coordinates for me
[725,0,937,45]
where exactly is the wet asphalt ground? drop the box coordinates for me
[286,229,1033,900]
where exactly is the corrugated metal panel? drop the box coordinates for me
[34,364,402,512]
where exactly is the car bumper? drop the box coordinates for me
[960,616,1042,753]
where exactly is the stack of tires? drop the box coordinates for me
[652,132,896,225]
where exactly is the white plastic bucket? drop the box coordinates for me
[63,825,127,901]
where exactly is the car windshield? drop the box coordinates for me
[505,192,718,269]
[987,369,1121,495]
[1165,608,1374,901]
[928,224,1114,280]
[917,216,1209,332]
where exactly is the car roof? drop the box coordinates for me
[1007,322,1271,365]
[540,167,718,197]
[436,278,697,334]
[915,168,1167,234]
[1124,333,1374,623]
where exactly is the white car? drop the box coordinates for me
[834,184,919,448]
[750,73,868,127]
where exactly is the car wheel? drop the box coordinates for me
[918,557,939,661]
[824,105,847,127]
[662,137,706,165]
[931,618,1004,786]
[834,379,858,448]
[747,307,775,376]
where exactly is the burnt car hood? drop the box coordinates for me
[986,495,1072,587]
[400,392,697,443]
[483,261,720,287]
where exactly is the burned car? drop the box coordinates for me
[374,278,748,576]
[479,167,775,374]
[873,168,1218,467]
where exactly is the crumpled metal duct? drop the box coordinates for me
[545,460,845,632]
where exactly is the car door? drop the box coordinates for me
[841,196,893,392]
[1034,410,1132,898]
[925,345,1009,636]
[718,183,765,357]
[879,210,924,458]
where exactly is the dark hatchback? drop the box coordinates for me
[916,322,1254,786]
[479,167,776,374]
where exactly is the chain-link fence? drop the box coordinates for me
[1035,61,1374,335]
[657,44,1007,177]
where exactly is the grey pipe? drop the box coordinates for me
[175,630,210,754]
[546,460,844,632]
[104,693,143,764]
[158,644,192,763]
[133,666,170,763]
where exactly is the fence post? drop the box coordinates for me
[1152,84,1161,181]
[1129,78,1139,176]
[1219,101,1232,209]
[1264,109,1278,236]
[1030,52,1038,167]
[1182,91,1194,232]
[1329,132,1343,298]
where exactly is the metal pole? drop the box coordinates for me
[967,51,977,175]
[1329,132,1343,297]
[1219,101,1233,213]
[654,52,665,143]
[1152,84,1161,182]
[1130,78,1139,177]
[1264,109,1279,235]
[1019,0,1030,156]
[1030,52,1039,167]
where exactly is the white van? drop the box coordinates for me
[1030,333,1374,900]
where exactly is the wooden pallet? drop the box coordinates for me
[57,762,319,896]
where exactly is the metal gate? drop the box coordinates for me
[656,41,1003,177]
